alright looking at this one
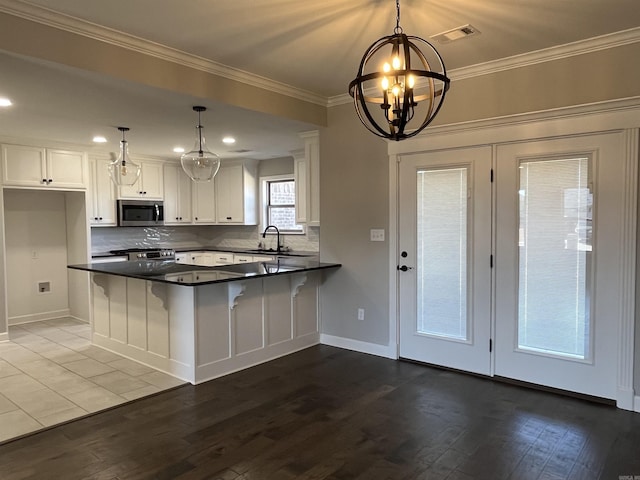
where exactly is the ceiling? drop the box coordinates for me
[0,0,639,159]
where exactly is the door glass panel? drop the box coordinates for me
[416,167,468,340]
[518,157,592,359]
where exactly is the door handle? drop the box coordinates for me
[397,265,413,272]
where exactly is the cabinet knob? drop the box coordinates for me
[99,217,103,220]
[195,217,198,220]
[143,191,147,195]
[176,217,179,220]
[48,179,53,183]
[179,217,182,220]
[94,217,98,220]
[42,178,47,183]
[226,216,232,220]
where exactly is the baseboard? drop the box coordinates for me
[634,396,640,413]
[8,309,71,326]
[320,334,397,359]
[0,332,9,342]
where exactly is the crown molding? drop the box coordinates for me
[0,0,328,107]
[328,27,640,107]
[3,0,639,110]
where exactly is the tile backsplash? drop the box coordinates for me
[91,225,319,254]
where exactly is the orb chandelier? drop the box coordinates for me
[109,127,141,186]
[348,0,451,141]
[181,106,220,182]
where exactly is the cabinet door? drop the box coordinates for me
[215,164,244,223]
[90,158,116,225]
[141,162,164,199]
[119,161,164,199]
[47,149,88,189]
[193,181,216,223]
[1,144,47,187]
[163,164,180,224]
[163,164,191,224]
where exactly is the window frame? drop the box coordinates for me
[259,174,305,235]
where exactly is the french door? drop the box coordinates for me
[398,133,623,399]
[398,146,492,375]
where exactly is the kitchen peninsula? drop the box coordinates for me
[68,258,340,384]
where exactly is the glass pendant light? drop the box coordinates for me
[109,127,141,186]
[181,106,220,182]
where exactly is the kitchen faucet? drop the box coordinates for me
[262,225,282,253]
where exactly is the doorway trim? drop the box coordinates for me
[388,97,640,410]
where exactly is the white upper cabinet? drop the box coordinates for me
[163,163,192,224]
[89,157,116,226]
[294,131,320,226]
[118,160,164,199]
[215,159,258,225]
[192,180,216,224]
[1,144,88,189]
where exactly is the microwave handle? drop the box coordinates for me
[155,204,160,222]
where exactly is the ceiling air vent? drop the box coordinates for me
[229,149,252,153]
[431,24,479,43]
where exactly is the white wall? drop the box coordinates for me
[3,189,71,324]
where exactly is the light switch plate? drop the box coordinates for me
[370,229,385,242]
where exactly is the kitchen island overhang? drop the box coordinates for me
[69,259,340,384]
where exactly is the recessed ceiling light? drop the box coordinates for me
[222,136,236,145]
[0,97,12,107]
[92,136,107,143]
[173,147,185,153]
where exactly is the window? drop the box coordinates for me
[261,176,304,233]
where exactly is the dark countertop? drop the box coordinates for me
[68,258,340,286]
[91,247,318,259]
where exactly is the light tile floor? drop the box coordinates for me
[0,317,185,444]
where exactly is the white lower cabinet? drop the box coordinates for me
[233,254,253,264]
[175,251,273,266]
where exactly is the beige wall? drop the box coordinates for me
[3,190,71,323]
[320,105,389,344]
[0,12,327,128]
[320,43,640,391]
[258,157,294,177]
[432,43,640,126]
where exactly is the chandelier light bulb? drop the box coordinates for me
[348,0,450,140]
[108,127,141,186]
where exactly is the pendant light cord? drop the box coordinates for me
[197,110,204,155]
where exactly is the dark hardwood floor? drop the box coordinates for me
[1,345,638,480]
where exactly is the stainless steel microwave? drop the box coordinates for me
[117,200,164,227]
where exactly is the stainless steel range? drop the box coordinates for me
[109,248,175,261]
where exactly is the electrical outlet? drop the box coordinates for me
[38,281,50,293]
[357,308,365,321]
[370,229,385,242]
